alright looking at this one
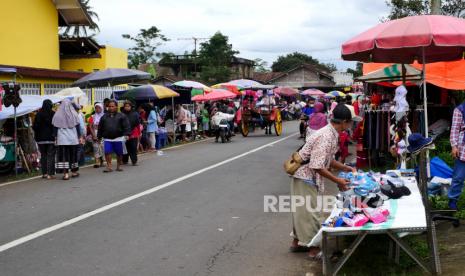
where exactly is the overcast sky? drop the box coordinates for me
[91,0,389,70]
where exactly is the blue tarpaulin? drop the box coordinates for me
[430,156,453,179]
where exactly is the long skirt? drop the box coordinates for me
[290,177,322,246]
[56,145,79,173]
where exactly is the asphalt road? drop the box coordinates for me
[0,121,324,276]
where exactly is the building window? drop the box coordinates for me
[18,83,41,96]
[44,83,71,95]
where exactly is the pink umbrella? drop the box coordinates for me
[274,87,298,97]
[342,15,465,142]
[342,15,465,63]
[300,89,325,97]
[192,89,236,102]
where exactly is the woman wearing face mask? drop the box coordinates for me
[289,103,361,259]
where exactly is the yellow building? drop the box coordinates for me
[0,0,127,102]
[61,45,128,73]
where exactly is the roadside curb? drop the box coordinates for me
[0,137,214,188]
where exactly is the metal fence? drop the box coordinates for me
[93,85,126,103]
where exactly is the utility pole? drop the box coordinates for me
[177,37,209,78]
[431,0,441,15]
[177,37,209,56]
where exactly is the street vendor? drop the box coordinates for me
[449,101,465,210]
[290,103,360,259]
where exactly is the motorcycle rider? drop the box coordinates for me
[211,110,235,142]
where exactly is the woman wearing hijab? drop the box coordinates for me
[33,99,56,179]
[88,102,105,168]
[306,102,328,142]
[145,103,159,151]
[52,99,82,180]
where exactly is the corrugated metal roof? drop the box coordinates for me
[53,0,93,26]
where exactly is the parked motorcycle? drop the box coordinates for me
[216,119,232,143]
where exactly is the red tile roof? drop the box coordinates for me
[252,72,285,83]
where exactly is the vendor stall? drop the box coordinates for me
[314,170,427,275]
[1,94,66,174]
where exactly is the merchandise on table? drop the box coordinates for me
[326,170,412,228]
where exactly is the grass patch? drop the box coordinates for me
[338,234,428,275]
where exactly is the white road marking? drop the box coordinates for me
[0,132,298,253]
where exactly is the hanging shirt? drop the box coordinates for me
[451,108,465,161]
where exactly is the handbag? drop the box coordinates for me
[283,152,304,175]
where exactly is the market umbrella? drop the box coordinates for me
[54,87,88,106]
[329,91,346,97]
[228,79,262,88]
[114,85,179,101]
[301,88,325,97]
[191,89,236,102]
[342,14,465,140]
[72,68,151,88]
[211,83,243,95]
[274,87,298,97]
[172,80,210,90]
[227,79,275,90]
[342,15,465,64]
[172,80,212,96]
[356,64,422,83]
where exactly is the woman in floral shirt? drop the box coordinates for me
[290,103,361,259]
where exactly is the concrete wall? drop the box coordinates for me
[0,0,59,69]
[60,45,128,72]
[271,67,334,88]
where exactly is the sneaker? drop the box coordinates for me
[449,200,458,210]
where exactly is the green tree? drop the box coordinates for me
[384,0,465,20]
[271,52,336,73]
[346,62,363,78]
[384,0,428,20]
[442,0,465,17]
[254,58,270,73]
[198,32,238,84]
[60,0,100,37]
[122,26,168,69]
